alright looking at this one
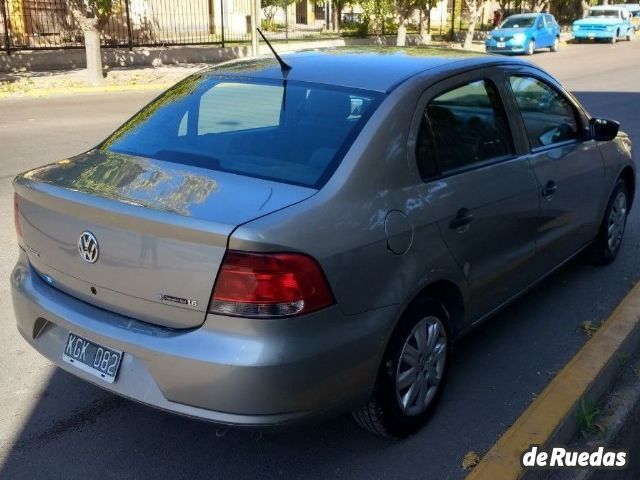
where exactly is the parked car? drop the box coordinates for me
[572,5,635,43]
[486,12,561,55]
[621,3,640,31]
[11,48,635,438]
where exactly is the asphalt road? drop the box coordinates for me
[0,41,639,480]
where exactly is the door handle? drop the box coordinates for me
[541,180,557,199]
[449,208,474,230]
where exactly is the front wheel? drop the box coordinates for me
[551,37,560,52]
[586,179,629,266]
[526,39,536,55]
[352,299,451,438]
[610,32,618,44]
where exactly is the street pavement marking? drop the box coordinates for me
[467,280,640,480]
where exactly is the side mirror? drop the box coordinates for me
[590,118,620,141]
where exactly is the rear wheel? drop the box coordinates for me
[626,29,634,41]
[352,299,451,438]
[587,179,629,265]
[551,36,560,52]
[610,32,618,43]
[526,39,536,55]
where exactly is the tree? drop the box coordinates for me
[360,0,394,35]
[67,1,115,85]
[463,0,491,49]
[526,0,549,12]
[394,0,421,45]
[332,0,350,31]
[418,0,435,44]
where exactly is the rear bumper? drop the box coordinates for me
[11,250,395,426]
[573,30,615,40]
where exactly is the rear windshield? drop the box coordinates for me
[589,9,619,17]
[500,16,536,28]
[102,75,382,188]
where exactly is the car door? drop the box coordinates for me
[407,70,540,322]
[545,14,559,42]
[536,15,553,47]
[504,70,606,279]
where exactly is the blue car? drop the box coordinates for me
[486,13,561,55]
[572,6,634,43]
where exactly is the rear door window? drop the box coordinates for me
[416,79,514,177]
[509,76,580,150]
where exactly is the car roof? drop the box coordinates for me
[506,13,539,17]
[206,47,525,93]
[590,5,625,9]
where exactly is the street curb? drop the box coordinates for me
[466,280,640,480]
[550,354,640,480]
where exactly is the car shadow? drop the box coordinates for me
[0,92,638,480]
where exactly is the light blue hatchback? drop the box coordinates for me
[486,13,561,55]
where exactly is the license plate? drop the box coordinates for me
[496,42,506,48]
[63,333,122,383]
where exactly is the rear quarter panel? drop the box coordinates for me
[228,75,469,333]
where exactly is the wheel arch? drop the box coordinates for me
[620,165,636,210]
[396,279,466,340]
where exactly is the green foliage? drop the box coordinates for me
[576,397,603,437]
[67,0,117,19]
[360,0,395,34]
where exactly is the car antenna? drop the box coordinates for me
[256,28,292,73]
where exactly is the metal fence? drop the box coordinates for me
[0,0,345,53]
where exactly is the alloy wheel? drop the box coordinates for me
[607,191,627,252]
[395,316,447,417]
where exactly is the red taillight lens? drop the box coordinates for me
[14,193,22,239]
[209,251,335,318]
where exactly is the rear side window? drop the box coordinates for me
[416,79,514,177]
[103,76,381,188]
[509,76,579,149]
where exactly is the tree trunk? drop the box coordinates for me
[463,20,476,48]
[581,0,590,18]
[419,9,430,43]
[396,18,408,45]
[83,27,103,85]
[333,7,339,32]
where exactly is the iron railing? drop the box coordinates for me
[0,0,347,53]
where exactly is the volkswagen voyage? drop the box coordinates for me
[11,48,635,438]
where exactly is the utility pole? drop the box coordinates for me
[250,0,260,56]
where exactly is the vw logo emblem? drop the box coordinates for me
[78,231,99,264]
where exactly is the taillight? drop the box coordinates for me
[209,251,335,318]
[14,193,22,239]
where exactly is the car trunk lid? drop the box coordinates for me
[14,150,316,329]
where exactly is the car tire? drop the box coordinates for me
[610,32,617,43]
[551,37,560,52]
[352,298,451,438]
[586,179,630,266]
[526,39,536,55]
[626,29,634,41]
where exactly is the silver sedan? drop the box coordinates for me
[11,47,635,437]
